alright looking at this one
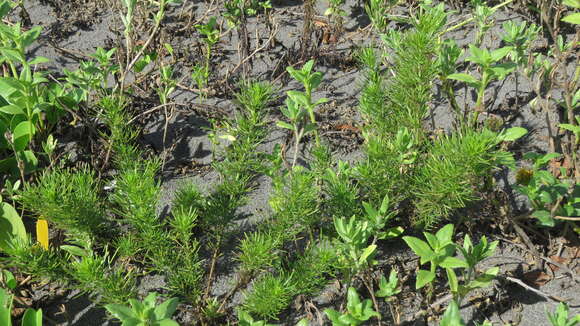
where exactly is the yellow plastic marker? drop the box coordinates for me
[36,219,49,250]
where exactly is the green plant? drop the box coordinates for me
[0,3,78,179]
[277,93,318,167]
[323,161,361,219]
[156,65,176,106]
[104,292,179,326]
[0,200,26,253]
[237,310,276,326]
[0,288,43,326]
[500,21,541,67]
[403,224,466,289]
[18,167,105,241]
[448,45,516,123]
[364,0,398,32]
[404,224,499,305]
[546,303,580,326]
[223,0,271,27]
[193,17,220,98]
[237,231,282,273]
[470,0,496,46]
[412,127,524,228]
[324,287,380,326]
[362,194,403,241]
[562,0,580,25]
[333,215,377,279]
[288,243,338,295]
[514,152,580,227]
[241,273,295,320]
[324,0,346,31]
[284,60,328,146]
[435,39,463,121]
[360,2,446,142]
[439,300,465,326]
[234,80,276,120]
[66,247,136,304]
[269,166,318,238]
[446,234,499,305]
[375,269,401,300]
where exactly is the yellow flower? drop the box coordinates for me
[36,219,49,250]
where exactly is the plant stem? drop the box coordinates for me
[441,0,514,35]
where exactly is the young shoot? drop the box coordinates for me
[448,45,516,125]
[193,17,220,98]
[286,60,328,146]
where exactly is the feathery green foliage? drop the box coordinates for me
[19,167,104,240]
[241,273,295,320]
[412,128,513,228]
[269,166,319,238]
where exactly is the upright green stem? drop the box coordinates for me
[305,86,321,146]
[473,71,490,126]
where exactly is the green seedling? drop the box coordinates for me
[403,224,467,289]
[193,17,220,98]
[324,287,380,326]
[323,160,361,219]
[389,127,419,169]
[439,300,465,326]
[133,48,157,74]
[200,297,221,321]
[457,235,497,278]
[514,152,580,227]
[241,274,295,320]
[375,269,401,300]
[63,47,119,102]
[0,16,78,178]
[470,0,496,46]
[196,17,220,47]
[277,94,318,167]
[169,207,198,245]
[237,231,282,273]
[435,40,463,119]
[546,302,580,326]
[500,21,541,67]
[156,65,176,105]
[120,0,137,60]
[325,0,346,30]
[1,288,43,326]
[448,44,516,124]
[105,292,179,326]
[238,310,276,326]
[334,215,377,278]
[362,194,403,241]
[19,167,105,241]
[224,0,271,26]
[364,0,398,32]
[286,60,328,146]
[191,64,209,101]
[446,234,499,305]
